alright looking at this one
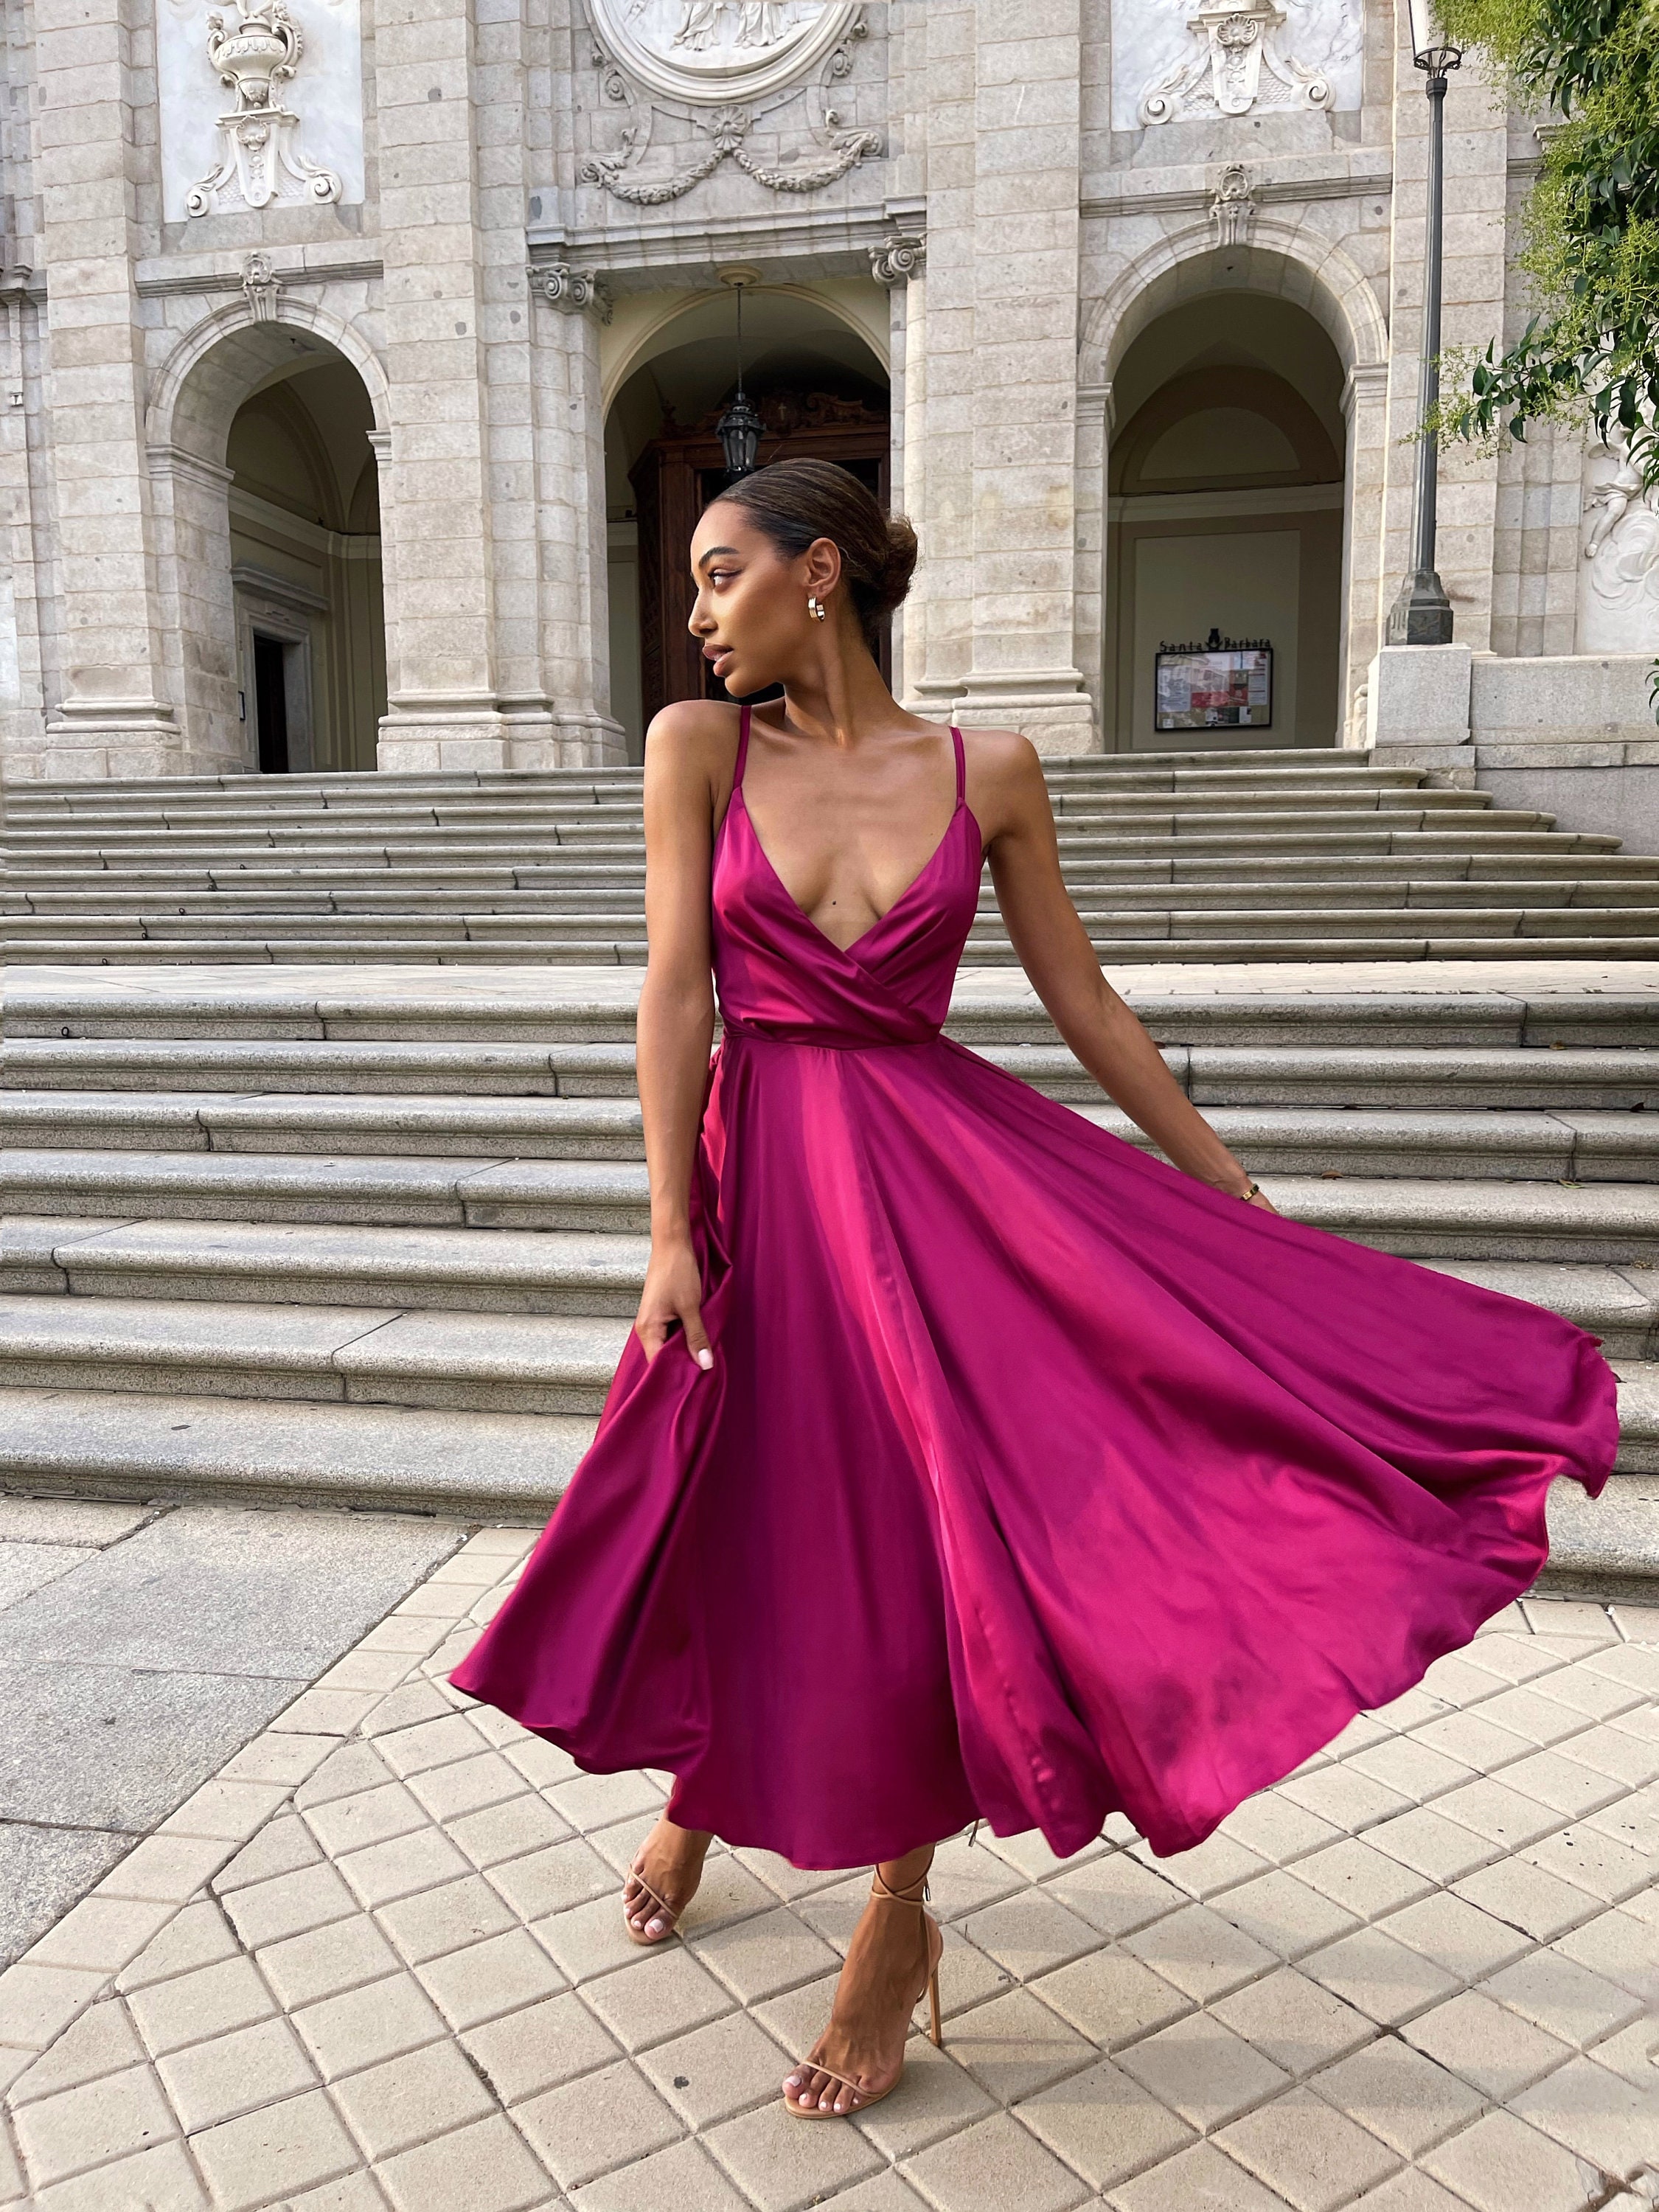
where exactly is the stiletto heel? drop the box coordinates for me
[783,1865,946,2117]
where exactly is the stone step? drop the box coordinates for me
[1,1147,650,1229]
[1,785,1509,835]
[1,808,1582,862]
[0,1375,1646,1591]
[13,982,1652,1048]
[3,754,1425,803]
[15,854,1659,894]
[7,835,1630,886]
[2,1215,650,1314]
[10,1098,1659,1184]
[8,1179,1659,1318]
[0,1383,596,1517]
[4,1037,644,1094]
[0,1273,1653,1411]
[1422,1262,1659,1359]
[18,876,1659,919]
[11,902,1659,943]
[17,933,1659,967]
[12,1034,1659,1107]
[5,833,1624,887]
[0,1293,630,1416]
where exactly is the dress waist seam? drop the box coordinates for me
[717,1023,942,1053]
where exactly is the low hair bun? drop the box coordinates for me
[874,513,919,619]
[707,457,918,647]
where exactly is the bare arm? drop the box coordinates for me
[978,735,1273,1207]
[631,702,734,1366]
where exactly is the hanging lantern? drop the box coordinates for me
[717,388,763,479]
[715,275,762,479]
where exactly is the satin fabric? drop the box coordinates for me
[451,707,1619,1866]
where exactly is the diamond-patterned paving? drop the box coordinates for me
[1,1530,1654,2211]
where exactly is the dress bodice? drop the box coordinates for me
[711,704,984,1049]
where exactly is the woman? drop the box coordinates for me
[453,458,1618,2121]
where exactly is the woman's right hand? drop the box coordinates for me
[634,1236,714,1370]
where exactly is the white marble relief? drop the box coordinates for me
[588,0,858,102]
[158,0,365,222]
[1113,0,1364,131]
[1577,424,1659,652]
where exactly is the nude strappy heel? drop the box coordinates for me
[622,1832,706,1946]
[622,1865,684,1946]
[783,1866,945,2118]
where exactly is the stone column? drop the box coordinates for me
[32,0,187,777]
[905,0,1096,753]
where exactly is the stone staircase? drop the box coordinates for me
[8,748,1659,963]
[1,968,1655,1594]
[2,746,1655,1592]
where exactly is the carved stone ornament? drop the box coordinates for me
[587,1,861,105]
[527,262,615,322]
[185,0,342,217]
[1208,164,1255,245]
[581,1,879,204]
[1578,422,1659,652]
[241,251,283,319]
[869,232,925,286]
[1138,0,1347,125]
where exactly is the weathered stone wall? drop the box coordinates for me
[1,0,1649,783]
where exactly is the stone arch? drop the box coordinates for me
[1079,220,1389,389]
[146,300,392,771]
[147,296,392,459]
[1079,221,1390,749]
[599,280,889,417]
[599,279,893,754]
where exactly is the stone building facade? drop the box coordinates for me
[1,0,1654,786]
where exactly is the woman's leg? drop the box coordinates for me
[782,1840,941,2114]
[624,1814,713,1941]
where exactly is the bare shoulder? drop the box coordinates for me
[641,700,742,814]
[956,724,1051,841]
[644,698,742,765]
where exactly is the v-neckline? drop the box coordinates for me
[729,783,977,960]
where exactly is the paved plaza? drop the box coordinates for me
[0,1521,1652,2212]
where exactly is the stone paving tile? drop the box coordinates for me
[3,1558,1656,2212]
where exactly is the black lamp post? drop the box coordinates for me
[716,273,763,480]
[1385,0,1463,644]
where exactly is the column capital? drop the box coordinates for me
[527,262,614,324]
[869,232,925,287]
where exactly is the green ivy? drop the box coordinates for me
[1428,0,1659,481]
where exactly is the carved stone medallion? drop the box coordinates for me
[588,0,860,104]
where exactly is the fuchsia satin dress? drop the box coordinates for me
[453,706,1619,1867]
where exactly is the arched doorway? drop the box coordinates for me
[150,316,389,774]
[1105,293,1347,751]
[604,288,890,760]
[226,355,386,773]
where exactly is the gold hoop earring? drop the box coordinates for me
[807,595,827,622]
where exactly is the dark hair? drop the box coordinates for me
[706,458,919,647]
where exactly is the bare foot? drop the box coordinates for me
[783,1847,940,2115]
[623,1815,712,1943]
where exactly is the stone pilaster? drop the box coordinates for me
[905,0,1096,753]
[375,0,513,769]
[32,0,192,777]
[529,271,625,765]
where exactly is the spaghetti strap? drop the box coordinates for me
[734,703,752,790]
[950,723,964,807]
